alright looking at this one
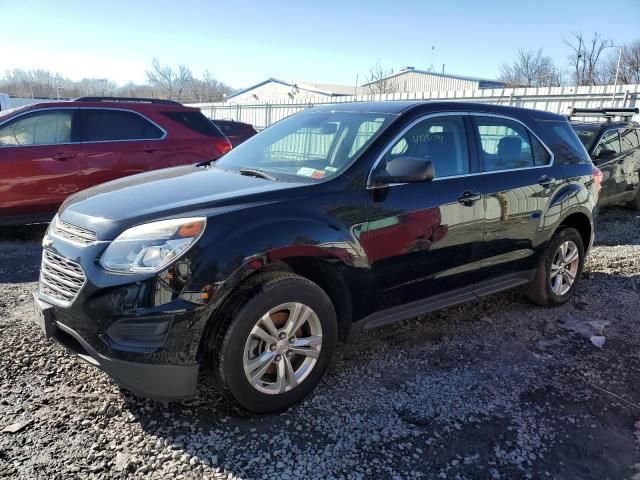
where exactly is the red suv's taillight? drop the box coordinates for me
[215,138,232,155]
[592,166,603,194]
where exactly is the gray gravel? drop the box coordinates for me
[2,207,640,479]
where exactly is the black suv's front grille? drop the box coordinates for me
[39,250,86,306]
[51,219,97,246]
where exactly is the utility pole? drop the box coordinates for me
[612,46,623,104]
[602,45,623,105]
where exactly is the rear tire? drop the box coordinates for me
[207,272,337,413]
[525,227,585,307]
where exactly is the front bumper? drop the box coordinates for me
[33,232,212,401]
[34,293,200,401]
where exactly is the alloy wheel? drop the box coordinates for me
[242,302,322,395]
[550,240,580,296]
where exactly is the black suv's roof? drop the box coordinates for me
[312,101,566,121]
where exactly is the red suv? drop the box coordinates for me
[0,97,232,225]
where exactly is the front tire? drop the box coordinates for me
[526,227,585,307]
[628,187,640,211]
[208,272,338,413]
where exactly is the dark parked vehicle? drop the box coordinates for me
[0,97,232,225]
[570,108,640,209]
[211,119,258,146]
[33,101,598,413]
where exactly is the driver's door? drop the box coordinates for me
[361,114,486,312]
[0,108,83,221]
[592,129,624,203]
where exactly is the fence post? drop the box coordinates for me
[266,103,272,127]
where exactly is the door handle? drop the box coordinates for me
[52,153,76,161]
[538,175,555,187]
[458,191,482,206]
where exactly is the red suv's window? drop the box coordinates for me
[0,109,75,146]
[162,111,224,138]
[80,109,164,142]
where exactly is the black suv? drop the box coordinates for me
[33,102,598,413]
[570,108,640,209]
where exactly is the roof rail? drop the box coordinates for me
[569,107,639,119]
[74,96,182,105]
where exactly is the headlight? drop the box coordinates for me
[100,217,206,274]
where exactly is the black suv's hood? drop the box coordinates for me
[60,165,302,239]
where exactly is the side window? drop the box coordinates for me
[379,115,469,178]
[474,116,549,171]
[0,110,73,146]
[594,130,621,158]
[620,128,639,152]
[82,110,163,142]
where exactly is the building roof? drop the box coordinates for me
[361,68,504,88]
[227,78,354,99]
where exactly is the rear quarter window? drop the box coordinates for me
[162,111,224,138]
[548,121,591,164]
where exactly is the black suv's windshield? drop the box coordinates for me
[215,110,395,182]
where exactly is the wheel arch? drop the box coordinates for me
[196,247,356,365]
[556,210,593,252]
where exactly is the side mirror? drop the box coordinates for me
[374,157,435,184]
[596,148,616,161]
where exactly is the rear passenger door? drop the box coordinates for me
[471,114,559,280]
[78,108,165,189]
[362,114,486,311]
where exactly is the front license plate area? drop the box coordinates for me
[32,293,55,339]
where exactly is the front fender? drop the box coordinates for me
[190,211,365,310]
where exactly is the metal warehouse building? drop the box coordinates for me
[227,78,355,103]
[363,67,505,93]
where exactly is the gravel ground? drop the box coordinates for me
[1,207,640,480]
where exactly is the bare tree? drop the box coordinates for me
[499,48,561,87]
[189,70,233,102]
[145,58,178,98]
[365,60,396,94]
[1,61,234,102]
[600,39,640,85]
[565,32,611,86]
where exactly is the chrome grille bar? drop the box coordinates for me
[39,250,86,306]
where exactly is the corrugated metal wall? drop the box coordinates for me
[190,84,640,130]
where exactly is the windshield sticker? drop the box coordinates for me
[297,167,324,179]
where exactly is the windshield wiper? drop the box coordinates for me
[238,168,277,181]
[196,157,216,167]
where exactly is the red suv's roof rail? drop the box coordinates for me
[74,96,182,106]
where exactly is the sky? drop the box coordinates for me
[1,0,639,90]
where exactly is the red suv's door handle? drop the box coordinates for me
[52,153,76,161]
